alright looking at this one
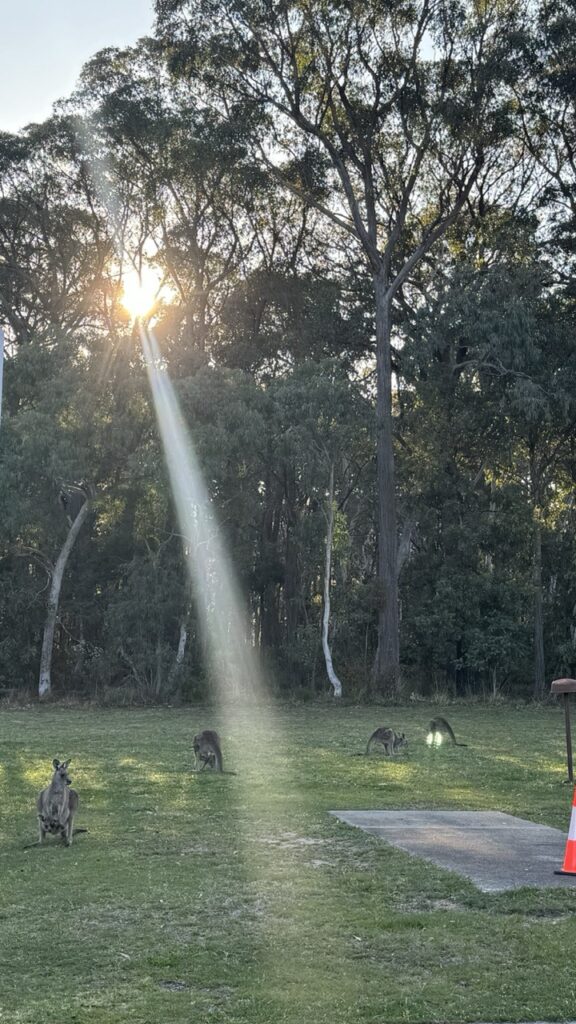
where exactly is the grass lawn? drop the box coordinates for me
[1,702,576,1023]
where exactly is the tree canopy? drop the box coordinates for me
[0,0,575,702]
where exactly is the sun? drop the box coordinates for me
[121,267,162,320]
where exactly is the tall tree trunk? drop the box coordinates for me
[259,464,282,650]
[321,462,343,698]
[169,611,190,686]
[529,445,546,700]
[38,498,92,699]
[372,270,400,692]
[175,621,188,665]
[155,639,164,697]
[284,464,301,648]
[533,518,546,699]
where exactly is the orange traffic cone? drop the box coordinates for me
[555,785,576,875]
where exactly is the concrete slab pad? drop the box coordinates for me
[329,810,576,892]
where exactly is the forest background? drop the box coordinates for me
[1,0,576,705]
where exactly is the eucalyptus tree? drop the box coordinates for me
[0,115,159,697]
[70,39,273,359]
[397,257,533,695]
[399,242,576,697]
[156,0,531,689]
[482,276,576,698]
[0,123,111,345]
[518,0,576,273]
[271,359,372,696]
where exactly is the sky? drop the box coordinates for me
[0,0,155,133]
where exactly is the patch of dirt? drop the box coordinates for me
[395,897,468,914]
[427,898,468,912]
[258,831,393,877]
[159,979,189,991]
[258,831,330,849]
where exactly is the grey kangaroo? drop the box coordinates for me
[366,727,408,756]
[37,758,79,846]
[427,716,467,747]
[193,730,223,772]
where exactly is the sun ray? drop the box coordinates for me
[75,120,312,997]
[121,266,162,320]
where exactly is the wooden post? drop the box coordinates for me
[564,694,574,784]
[551,679,576,784]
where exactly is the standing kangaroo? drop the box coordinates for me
[37,759,79,846]
[192,730,223,772]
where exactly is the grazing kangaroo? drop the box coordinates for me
[427,717,467,747]
[193,730,223,772]
[37,758,79,846]
[366,727,408,756]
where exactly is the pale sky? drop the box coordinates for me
[0,0,155,133]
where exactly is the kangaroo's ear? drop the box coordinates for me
[53,758,60,768]
[63,759,71,768]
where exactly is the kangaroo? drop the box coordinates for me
[36,759,79,846]
[427,716,467,747]
[193,730,223,772]
[366,727,408,756]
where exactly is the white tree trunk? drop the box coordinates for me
[322,463,343,699]
[175,621,188,665]
[38,498,92,699]
[168,617,189,685]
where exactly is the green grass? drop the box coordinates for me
[1,703,576,1023]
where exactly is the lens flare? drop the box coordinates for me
[121,267,162,320]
